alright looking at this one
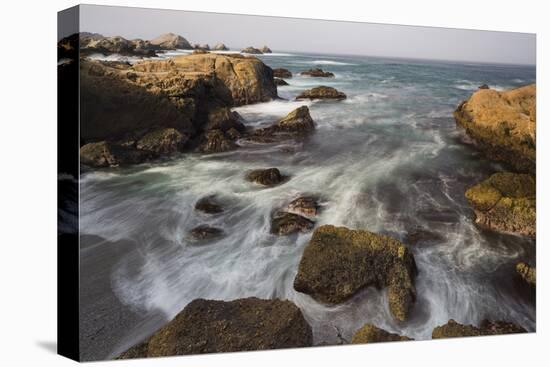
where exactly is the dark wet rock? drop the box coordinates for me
[432,319,526,339]
[205,107,245,133]
[190,225,224,240]
[198,129,237,153]
[225,128,242,140]
[516,262,536,286]
[273,106,315,132]
[261,46,272,53]
[136,128,188,155]
[195,196,224,214]
[118,297,313,358]
[286,196,319,217]
[465,172,535,237]
[454,84,536,173]
[271,212,315,235]
[273,68,292,78]
[213,43,229,51]
[478,84,490,89]
[296,86,347,100]
[246,168,286,186]
[300,68,335,77]
[404,227,444,246]
[80,141,151,168]
[241,46,263,54]
[293,225,417,321]
[274,78,289,86]
[352,324,412,344]
[149,32,193,49]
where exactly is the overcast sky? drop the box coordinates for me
[74,4,535,65]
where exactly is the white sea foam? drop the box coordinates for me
[295,60,357,66]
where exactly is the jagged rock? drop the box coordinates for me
[205,108,245,133]
[190,225,224,240]
[136,128,188,155]
[300,68,334,77]
[198,130,237,153]
[213,43,229,51]
[241,46,263,54]
[296,86,346,100]
[261,46,272,53]
[478,84,490,89]
[352,324,412,344]
[273,106,315,132]
[454,84,536,173]
[271,212,315,235]
[273,68,292,78]
[432,319,526,339]
[465,172,535,237]
[149,32,192,49]
[118,298,313,358]
[274,78,289,86]
[516,262,536,286]
[293,225,417,321]
[80,141,151,168]
[286,196,319,217]
[195,196,224,214]
[246,168,286,186]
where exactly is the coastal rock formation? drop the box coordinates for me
[261,46,272,53]
[198,130,237,153]
[136,128,188,155]
[193,49,209,54]
[190,225,224,240]
[454,84,536,173]
[432,319,526,339]
[516,262,536,286]
[118,298,313,358]
[296,86,347,100]
[205,108,246,133]
[246,168,286,186]
[149,32,192,49]
[273,68,292,78]
[351,324,412,344]
[80,141,151,168]
[286,196,319,217]
[241,46,263,54]
[273,106,316,132]
[293,225,417,321]
[464,172,535,237]
[300,68,335,77]
[213,43,229,51]
[274,78,289,86]
[270,212,315,235]
[478,84,490,89]
[79,34,158,57]
[195,196,224,214]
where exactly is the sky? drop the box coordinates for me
[71,4,536,65]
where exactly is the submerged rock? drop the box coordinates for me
[404,227,444,246]
[454,84,536,173]
[296,86,347,100]
[293,225,417,321]
[271,212,315,235]
[286,196,319,217]
[516,262,536,286]
[465,172,535,237]
[195,196,224,214]
[273,68,292,78]
[246,168,286,186]
[432,319,526,339]
[241,46,263,54]
[118,297,313,358]
[80,141,151,168]
[198,129,237,153]
[136,128,188,155]
[274,78,289,86]
[352,324,412,344]
[300,68,335,77]
[190,225,224,240]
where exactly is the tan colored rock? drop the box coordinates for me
[352,324,412,344]
[300,68,334,77]
[241,46,263,54]
[465,172,535,237]
[270,212,315,235]
[198,130,236,153]
[454,84,536,173]
[118,298,313,358]
[80,141,151,168]
[516,262,536,286]
[149,32,192,49]
[296,86,346,100]
[136,128,188,155]
[432,319,526,339]
[293,225,417,321]
[286,196,319,217]
[246,168,286,186]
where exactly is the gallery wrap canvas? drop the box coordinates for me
[57,4,536,362]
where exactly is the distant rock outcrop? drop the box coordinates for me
[213,43,229,51]
[118,298,313,358]
[273,68,292,78]
[296,86,347,100]
[432,319,526,339]
[274,78,289,86]
[241,46,263,54]
[300,68,335,77]
[454,84,536,173]
[149,32,193,49]
[352,324,412,344]
[261,46,272,53]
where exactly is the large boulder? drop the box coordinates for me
[213,43,229,51]
[80,141,151,168]
[454,84,536,173]
[273,68,292,78]
[246,168,286,186]
[300,68,334,77]
[205,107,245,132]
[149,32,192,49]
[241,46,263,54]
[118,298,313,358]
[432,319,526,339]
[270,212,315,235]
[250,106,315,142]
[352,324,412,344]
[136,128,188,155]
[293,225,417,321]
[286,196,319,217]
[465,172,535,237]
[198,130,237,153]
[516,262,536,286]
[296,86,347,100]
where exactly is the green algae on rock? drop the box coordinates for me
[293,225,417,321]
[432,319,526,339]
[465,172,535,237]
[352,323,412,344]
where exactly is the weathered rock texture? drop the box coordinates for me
[246,168,286,186]
[271,212,315,235]
[465,172,535,237]
[241,47,263,54]
[249,106,315,143]
[300,68,335,77]
[286,196,319,217]
[454,84,536,173]
[432,319,526,339]
[149,32,193,49]
[195,196,224,214]
[273,68,292,78]
[293,225,417,321]
[296,86,347,100]
[516,262,536,286]
[118,298,313,358]
[351,324,412,344]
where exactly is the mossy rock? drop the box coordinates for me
[293,225,417,321]
[351,324,412,344]
[136,128,188,155]
[432,319,526,339]
[80,141,151,168]
[198,129,237,153]
[516,262,536,286]
[465,172,535,237]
